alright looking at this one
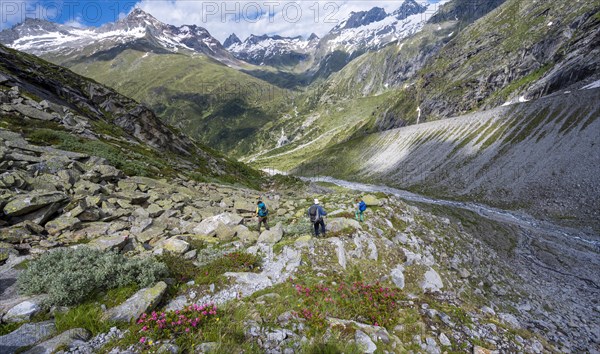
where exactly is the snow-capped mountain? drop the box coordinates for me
[322,0,435,54]
[225,33,319,67]
[0,9,233,63]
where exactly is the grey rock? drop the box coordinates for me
[355,329,377,353]
[3,192,68,217]
[102,282,167,322]
[257,222,284,244]
[161,238,190,254]
[439,333,451,346]
[327,218,362,233]
[3,296,46,322]
[390,265,405,289]
[87,235,129,252]
[0,321,56,354]
[420,267,444,293]
[23,328,91,354]
[192,213,243,236]
[215,223,236,242]
[44,215,80,235]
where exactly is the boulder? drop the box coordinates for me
[161,238,190,254]
[0,224,32,244]
[215,223,236,242]
[87,235,129,252]
[234,200,256,213]
[257,222,284,244]
[3,192,67,217]
[102,281,167,323]
[235,225,259,244]
[192,213,243,236]
[0,321,56,354]
[390,265,405,289]
[327,218,362,233]
[45,215,80,235]
[420,267,444,293]
[362,195,382,206]
[23,328,91,354]
[355,330,377,353]
[146,204,164,218]
[3,296,46,322]
[12,202,62,226]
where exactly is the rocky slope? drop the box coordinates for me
[0,10,286,155]
[1,134,597,352]
[295,88,600,233]
[0,43,262,185]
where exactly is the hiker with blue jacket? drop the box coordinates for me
[308,199,327,237]
[256,199,270,232]
[355,197,367,222]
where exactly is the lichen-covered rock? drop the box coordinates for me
[45,215,80,235]
[192,213,243,236]
[215,223,236,242]
[23,328,91,354]
[161,238,190,254]
[0,321,56,354]
[257,222,284,244]
[102,281,167,322]
[87,234,129,252]
[3,192,67,217]
[362,194,382,206]
[327,218,362,233]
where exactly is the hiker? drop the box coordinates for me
[355,197,367,222]
[308,199,327,237]
[256,199,270,232]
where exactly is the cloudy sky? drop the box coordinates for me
[0,0,443,42]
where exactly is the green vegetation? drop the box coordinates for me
[18,247,167,306]
[158,251,262,285]
[67,50,287,156]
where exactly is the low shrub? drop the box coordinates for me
[18,247,168,306]
[290,279,404,330]
[136,303,218,344]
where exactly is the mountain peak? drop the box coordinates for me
[223,33,242,48]
[393,0,428,20]
[308,33,319,41]
[121,8,165,28]
[337,7,387,31]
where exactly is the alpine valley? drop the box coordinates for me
[0,0,599,353]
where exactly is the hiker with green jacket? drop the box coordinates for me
[256,199,270,232]
[308,199,327,237]
[355,197,367,222]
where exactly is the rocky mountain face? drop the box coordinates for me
[0,9,235,65]
[0,43,262,185]
[385,0,600,122]
[226,34,319,68]
[296,88,600,233]
[0,11,287,156]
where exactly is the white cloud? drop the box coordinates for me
[64,15,85,28]
[134,0,434,42]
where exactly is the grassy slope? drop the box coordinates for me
[66,50,289,156]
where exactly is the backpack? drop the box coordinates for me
[308,205,321,223]
[359,201,367,212]
[257,202,268,217]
